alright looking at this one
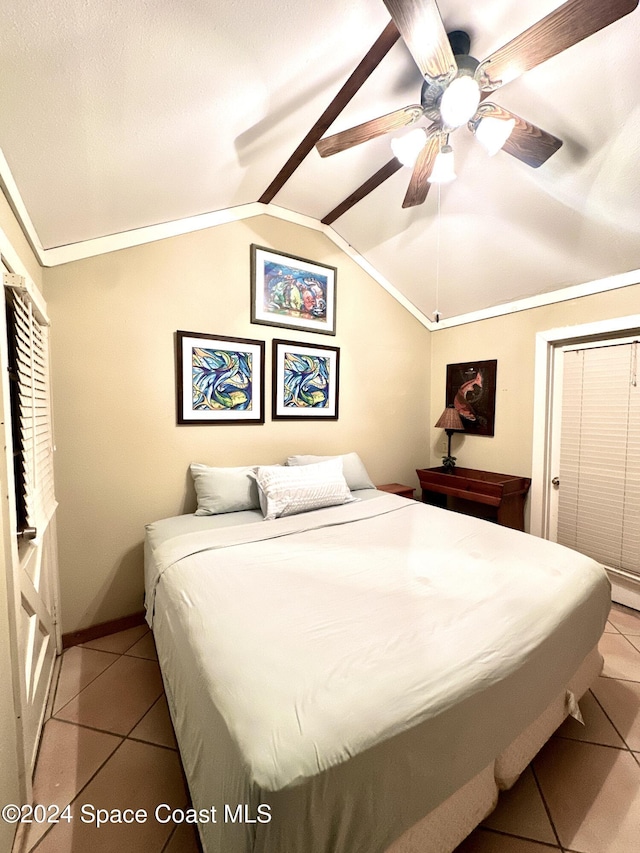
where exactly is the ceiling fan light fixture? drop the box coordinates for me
[439,75,481,128]
[474,116,516,156]
[428,144,456,184]
[391,127,428,167]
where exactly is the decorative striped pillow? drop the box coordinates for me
[253,458,354,520]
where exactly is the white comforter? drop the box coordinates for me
[146,494,609,793]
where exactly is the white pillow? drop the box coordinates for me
[253,458,355,520]
[286,452,375,491]
[190,463,260,516]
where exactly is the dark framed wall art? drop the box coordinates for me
[445,359,497,437]
[272,339,340,420]
[176,330,265,425]
[250,244,337,336]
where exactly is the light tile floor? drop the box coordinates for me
[11,604,640,853]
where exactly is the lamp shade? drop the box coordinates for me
[440,76,481,129]
[434,405,464,431]
[391,127,428,167]
[427,144,456,184]
[475,116,516,156]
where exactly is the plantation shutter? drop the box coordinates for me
[4,274,57,537]
[557,342,640,577]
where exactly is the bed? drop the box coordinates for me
[144,458,609,853]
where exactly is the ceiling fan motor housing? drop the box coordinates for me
[447,29,471,57]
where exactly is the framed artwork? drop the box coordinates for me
[251,244,337,336]
[176,331,265,425]
[445,359,497,437]
[272,339,340,420]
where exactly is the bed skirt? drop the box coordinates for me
[387,645,603,853]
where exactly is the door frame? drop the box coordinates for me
[530,313,640,608]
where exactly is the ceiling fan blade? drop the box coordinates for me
[477,0,638,90]
[474,103,563,168]
[316,105,423,157]
[402,132,441,208]
[322,158,404,225]
[382,0,457,83]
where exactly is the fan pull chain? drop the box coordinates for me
[433,182,441,323]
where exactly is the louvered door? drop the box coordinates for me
[2,269,59,793]
[555,340,640,580]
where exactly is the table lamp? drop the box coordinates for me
[434,404,464,471]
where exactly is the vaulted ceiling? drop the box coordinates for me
[1,0,639,324]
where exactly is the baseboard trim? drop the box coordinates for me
[61,610,147,649]
[608,570,640,613]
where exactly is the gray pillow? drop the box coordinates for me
[190,463,260,515]
[286,452,375,491]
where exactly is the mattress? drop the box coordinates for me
[144,490,610,853]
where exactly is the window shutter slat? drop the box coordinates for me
[5,285,57,533]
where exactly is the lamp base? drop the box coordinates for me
[442,429,457,471]
[442,455,457,471]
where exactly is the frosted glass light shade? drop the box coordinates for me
[428,145,456,183]
[475,116,516,155]
[391,128,428,167]
[440,76,481,128]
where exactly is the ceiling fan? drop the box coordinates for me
[315,0,638,209]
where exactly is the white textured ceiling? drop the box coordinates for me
[1,0,639,322]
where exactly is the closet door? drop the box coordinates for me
[556,342,640,579]
[2,269,59,795]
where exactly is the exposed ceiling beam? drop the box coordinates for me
[259,20,400,204]
[321,158,402,225]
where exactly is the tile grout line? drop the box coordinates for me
[80,626,150,656]
[53,651,163,736]
[27,644,171,852]
[587,685,637,755]
[44,715,178,752]
[617,631,640,658]
[27,647,131,852]
[27,737,127,852]
[599,673,640,684]
[123,686,167,739]
[531,763,567,852]
[51,650,122,718]
[477,826,562,850]
[601,624,640,684]
[159,823,180,853]
[125,693,178,750]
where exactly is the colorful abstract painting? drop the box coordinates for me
[283,351,330,409]
[176,331,265,425]
[251,245,337,336]
[272,339,339,420]
[192,347,253,411]
[263,262,328,322]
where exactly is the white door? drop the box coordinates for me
[546,336,640,607]
[1,267,60,797]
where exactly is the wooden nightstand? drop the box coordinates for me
[376,483,415,500]
[416,467,531,530]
